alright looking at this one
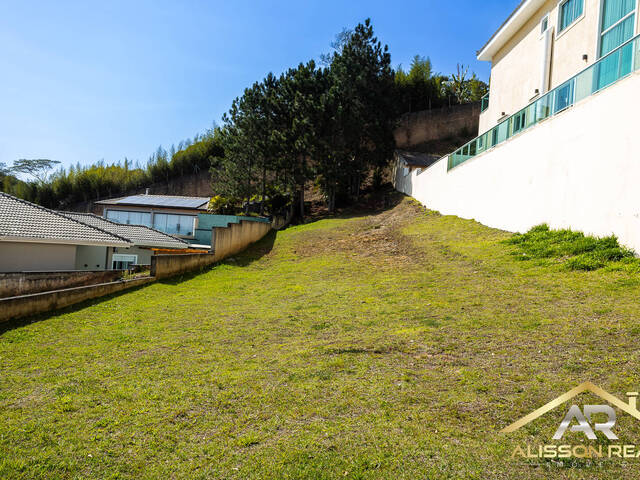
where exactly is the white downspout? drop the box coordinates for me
[541,26,554,94]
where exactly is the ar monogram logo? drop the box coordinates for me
[553,405,617,440]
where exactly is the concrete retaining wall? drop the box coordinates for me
[394,71,640,253]
[213,219,272,259]
[394,103,481,150]
[151,253,218,280]
[0,277,154,323]
[0,270,123,299]
[152,219,272,279]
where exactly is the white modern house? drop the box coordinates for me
[395,0,640,252]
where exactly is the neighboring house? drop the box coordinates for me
[59,212,192,270]
[477,0,638,133]
[0,192,132,273]
[395,151,440,175]
[95,194,210,241]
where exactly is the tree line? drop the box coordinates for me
[0,132,223,209]
[1,19,487,216]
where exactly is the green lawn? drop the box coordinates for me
[2,197,640,479]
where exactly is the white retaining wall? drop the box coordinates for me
[395,71,640,252]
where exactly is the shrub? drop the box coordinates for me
[506,224,637,271]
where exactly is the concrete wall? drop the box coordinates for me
[0,270,123,298]
[213,220,272,259]
[0,242,77,273]
[394,103,481,151]
[151,219,272,279]
[395,71,640,253]
[0,277,154,323]
[480,0,640,133]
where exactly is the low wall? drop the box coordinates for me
[152,219,272,279]
[394,103,481,150]
[0,270,123,299]
[213,219,272,259]
[394,71,640,252]
[151,253,219,280]
[0,277,154,323]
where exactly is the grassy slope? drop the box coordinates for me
[2,197,640,479]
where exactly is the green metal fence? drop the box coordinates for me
[448,34,640,171]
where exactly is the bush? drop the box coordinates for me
[506,224,637,271]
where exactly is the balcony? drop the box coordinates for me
[480,92,489,113]
[449,34,640,171]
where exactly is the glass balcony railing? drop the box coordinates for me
[449,34,640,171]
[480,92,490,112]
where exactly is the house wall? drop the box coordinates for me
[75,245,108,270]
[108,246,154,268]
[0,242,77,273]
[479,0,640,133]
[395,71,640,253]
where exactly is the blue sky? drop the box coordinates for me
[0,0,520,171]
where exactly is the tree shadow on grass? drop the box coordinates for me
[157,229,277,285]
[287,189,406,229]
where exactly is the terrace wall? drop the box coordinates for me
[394,71,640,253]
[0,277,153,323]
[0,270,123,299]
[151,219,271,279]
[394,103,481,151]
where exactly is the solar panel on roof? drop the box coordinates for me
[113,195,210,209]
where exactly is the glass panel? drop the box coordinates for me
[106,210,151,226]
[574,63,597,102]
[481,93,490,112]
[602,0,635,32]
[554,80,574,113]
[153,213,168,232]
[601,14,635,56]
[496,120,510,144]
[166,215,180,234]
[535,92,554,121]
[618,38,634,77]
[596,50,621,89]
[446,34,640,172]
[524,103,537,128]
[178,216,195,236]
[560,0,584,31]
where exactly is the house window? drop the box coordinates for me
[153,213,195,236]
[112,254,137,270]
[599,0,636,57]
[106,210,152,227]
[541,15,550,34]
[559,0,584,32]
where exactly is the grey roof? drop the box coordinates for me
[397,151,440,169]
[0,192,131,247]
[59,212,190,250]
[96,194,210,210]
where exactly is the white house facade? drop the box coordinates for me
[395,0,640,252]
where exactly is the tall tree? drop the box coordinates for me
[11,159,61,184]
